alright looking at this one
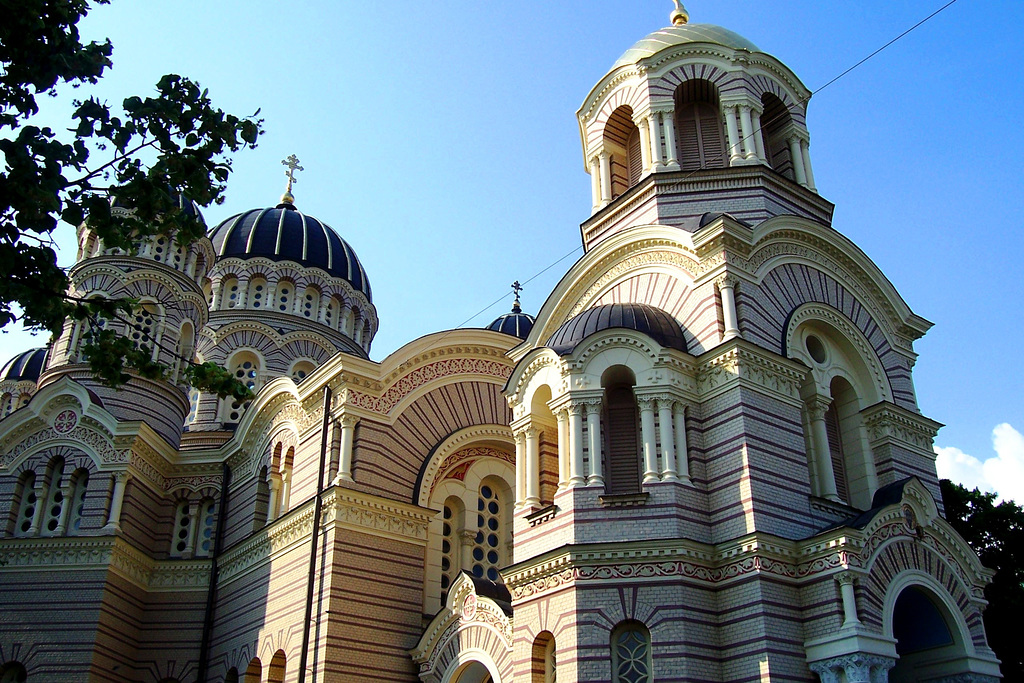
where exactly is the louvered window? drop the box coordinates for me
[824,402,850,504]
[605,386,641,494]
[676,101,726,171]
[627,128,643,186]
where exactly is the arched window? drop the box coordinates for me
[0,662,27,683]
[279,447,295,515]
[532,631,557,683]
[195,498,218,557]
[221,351,261,423]
[248,276,268,309]
[275,280,294,312]
[13,471,38,537]
[471,481,505,582]
[174,321,195,385]
[824,376,873,508]
[67,469,89,534]
[611,621,652,683]
[243,658,261,683]
[267,650,286,683]
[603,366,640,495]
[221,276,240,309]
[440,497,463,604]
[674,79,726,171]
[130,301,160,359]
[1,392,12,416]
[224,668,239,683]
[324,296,340,328]
[604,106,641,198]
[301,286,320,319]
[171,500,194,557]
[185,387,200,426]
[151,235,169,263]
[253,466,270,531]
[40,458,66,537]
[760,92,794,179]
[290,360,315,383]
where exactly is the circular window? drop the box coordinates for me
[805,335,827,364]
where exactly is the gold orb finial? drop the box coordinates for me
[670,0,689,26]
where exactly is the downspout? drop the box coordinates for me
[197,462,231,682]
[298,387,332,683]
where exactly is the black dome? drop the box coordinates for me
[487,303,535,340]
[1,347,48,382]
[546,303,687,355]
[111,189,207,227]
[209,205,371,300]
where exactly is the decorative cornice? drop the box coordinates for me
[861,402,942,456]
[695,341,806,403]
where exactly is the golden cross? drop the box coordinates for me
[281,154,304,194]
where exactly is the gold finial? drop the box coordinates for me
[670,0,689,26]
[280,154,304,205]
[511,281,523,313]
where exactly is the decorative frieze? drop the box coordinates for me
[695,342,806,402]
[861,402,942,456]
[346,357,512,415]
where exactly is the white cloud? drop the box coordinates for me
[934,423,1024,503]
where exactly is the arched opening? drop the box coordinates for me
[825,376,873,508]
[253,465,270,531]
[40,457,66,537]
[242,657,261,683]
[532,631,557,683]
[248,276,268,309]
[13,470,38,537]
[290,360,315,383]
[171,499,193,557]
[222,276,240,309]
[610,620,652,683]
[530,385,558,506]
[470,476,509,583]
[889,586,968,683]
[603,366,640,495]
[224,668,239,683]
[604,105,642,198]
[324,295,340,328]
[220,350,261,424]
[440,495,465,604]
[675,79,726,170]
[760,92,795,179]
[195,497,218,557]
[275,279,295,312]
[175,320,195,386]
[280,446,295,513]
[267,650,286,683]
[301,285,321,319]
[451,661,493,683]
[0,662,27,683]
[130,300,160,359]
[67,468,89,534]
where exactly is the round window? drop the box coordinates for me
[805,335,827,364]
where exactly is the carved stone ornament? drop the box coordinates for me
[809,654,895,683]
[52,409,79,434]
[347,357,512,415]
[461,592,477,621]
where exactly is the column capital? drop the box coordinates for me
[806,395,832,420]
[834,571,858,587]
[598,150,610,161]
[715,273,740,290]
[637,396,657,413]
[112,471,131,484]
[459,529,476,545]
[340,414,360,428]
[583,400,602,416]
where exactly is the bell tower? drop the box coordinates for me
[577,3,833,250]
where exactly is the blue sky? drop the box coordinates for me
[3,1,1022,500]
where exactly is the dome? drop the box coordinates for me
[111,189,207,227]
[612,23,761,70]
[545,303,687,355]
[209,205,371,300]
[1,347,48,383]
[487,302,535,340]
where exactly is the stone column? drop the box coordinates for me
[184,250,198,278]
[184,503,200,558]
[673,402,691,483]
[750,108,767,162]
[55,481,73,535]
[638,118,652,172]
[211,278,225,310]
[336,414,358,483]
[788,134,808,186]
[317,294,329,323]
[807,397,840,501]
[459,529,476,573]
[569,403,586,488]
[658,398,678,482]
[586,401,604,486]
[801,138,816,191]
[639,398,659,484]
[739,104,757,160]
[280,471,292,512]
[514,429,526,509]
[525,426,541,508]
[104,472,129,532]
[598,151,612,205]
[724,105,743,164]
[836,572,861,627]
[236,277,250,309]
[340,305,354,337]
[268,472,282,521]
[717,275,741,341]
[661,110,679,170]
[589,156,601,210]
[556,408,569,491]
[648,111,664,169]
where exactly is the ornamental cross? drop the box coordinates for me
[511,280,523,303]
[281,154,304,193]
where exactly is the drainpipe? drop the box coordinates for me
[298,387,332,683]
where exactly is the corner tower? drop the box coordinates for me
[578,4,833,250]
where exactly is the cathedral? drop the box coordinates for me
[0,5,1004,683]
